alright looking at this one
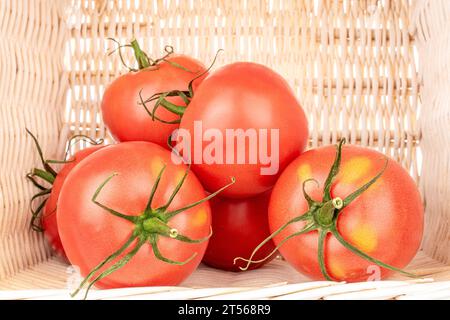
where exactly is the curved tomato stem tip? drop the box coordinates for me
[29,191,50,232]
[26,128,58,177]
[91,173,138,223]
[58,134,104,162]
[71,234,138,298]
[26,173,50,191]
[234,212,313,270]
[187,49,223,96]
[149,234,197,265]
[302,178,320,207]
[82,237,146,300]
[174,226,213,244]
[25,129,61,232]
[164,177,236,220]
[107,38,135,72]
[236,223,316,271]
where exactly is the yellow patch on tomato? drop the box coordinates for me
[329,260,347,280]
[192,208,208,227]
[297,164,312,181]
[151,158,165,177]
[340,157,372,184]
[349,224,378,253]
[175,170,187,186]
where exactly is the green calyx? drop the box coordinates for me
[108,38,191,73]
[313,199,340,227]
[25,129,103,232]
[138,49,223,124]
[72,165,235,299]
[235,138,418,281]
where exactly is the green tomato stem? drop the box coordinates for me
[31,168,56,184]
[130,39,151,69]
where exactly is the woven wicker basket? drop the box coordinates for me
[1,0,449,300]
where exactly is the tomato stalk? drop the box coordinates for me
[130,39,151,69]
[26,129,103,232]
[235,139,418,280]
[108,38,193,73]
[138,49,223,124]
[72,165,235,299]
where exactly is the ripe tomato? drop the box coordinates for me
[42,146,104,257]
[177,62,309,198]
[101,41,207,147]
[203,191,276,271]
[57,142,232,296]
[258,140,423,282]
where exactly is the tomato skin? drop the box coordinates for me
[178,62,309,198]
[57,142,211,288]
[101,55,207,147]
[269,145,423,282]
[203,191,276,271]
[42,146,103,258]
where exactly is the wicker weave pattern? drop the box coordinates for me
[0,0,449,299]
[64,0,420,174]
[413,0,450,264]
[0,0,64,280]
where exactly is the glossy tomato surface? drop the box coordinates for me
[57,142,211,288]
[269,145,423,282]
[43,145,103,257]
[102,55,207,147]
[203,191,276,271]
[178,62,309,198]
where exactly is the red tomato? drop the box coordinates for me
[177,62,309,198]
[102,51,207,147]
[265,141,423,282]
[203,191,276,271]
[42,146,103,257]
[57,142,230,294]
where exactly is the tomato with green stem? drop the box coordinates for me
[101,39,207,147]
[26,129,104,257]
[236,139,423,282]
[141,61,309,198]
[57,142,234,298]
[203,191,276,271]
